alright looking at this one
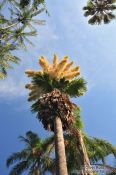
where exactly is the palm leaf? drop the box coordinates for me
[9,160,30,175]
[64,78,87,97]
[6,150,29,167]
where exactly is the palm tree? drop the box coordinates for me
[25,54,88,175]
[0,42,20,79]
[65,133,116,174]
[0,0,47,79]
[6,131,54,175]
[7,130,116,175]
[66,106,94,175]
[83,0,116,24]
[63,106,116,174]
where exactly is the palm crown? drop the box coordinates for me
[6,131,54,175]
[83,0,116,24]
[25,54,87,131]
[25,54,87,100]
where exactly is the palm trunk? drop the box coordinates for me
[36,169,40,175]
[74,129,93,175]
[35,162,41,175]
[54,117,68,175]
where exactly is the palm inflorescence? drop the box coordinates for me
[83,0,116,24]
[25,54,87,132]
[25,54,87,100]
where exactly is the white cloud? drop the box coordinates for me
[1,0,116,99]
[0,23,59,99]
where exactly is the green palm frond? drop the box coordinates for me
[64,131,116,172]
[6,150,29,167]
[83,0,116,25]
[84,134,116,163]
[19,131,41,147]
[0,42,20,79]
[29,73,87,100]
[42,156,56,174]
[0,0,48,79]
[64,78,87,97]
[73,106,84,130]
[6,131,54,175]
[9,160,30,175]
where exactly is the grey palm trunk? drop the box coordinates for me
[54,117,68,175]
[76,129,94,175]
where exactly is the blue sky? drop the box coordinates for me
[0,0,116,174]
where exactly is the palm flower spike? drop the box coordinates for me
[25,54,86,102]
[25,53,80,80]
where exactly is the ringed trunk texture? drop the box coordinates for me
[54,117,68,175]
[76,129,94,175]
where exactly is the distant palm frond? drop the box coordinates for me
[83,0,116,24]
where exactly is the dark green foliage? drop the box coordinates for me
[64,78,87,97]
[0,42,20,79]
[64,132,116,173]
[6,131,54,175]
[6,130,116,174]
[83,0,116,25]
[0,0,47,79]
[32,73,87,98]
[73,106,84,130]
[84,134,116,164]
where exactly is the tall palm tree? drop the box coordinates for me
[6,131,54,175]
[25,54,88,175]
[83,0,116,24]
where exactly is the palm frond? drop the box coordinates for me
[6,150,29,167]
[84,135,116,163]
[73,106,84,129]
[64,78,87,97]
[9,160,30,175]
[83,0,116,25]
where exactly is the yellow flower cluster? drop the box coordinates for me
[25,54,80,81]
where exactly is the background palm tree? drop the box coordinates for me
[64,106,116,174]
[65,133,116,174]
[25,54,90,175]
[0,0,47,79]
[6,131,54,175]
[6,129,116,175]
[83,0,116,24]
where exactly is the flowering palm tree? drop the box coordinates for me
[25,54,87,175]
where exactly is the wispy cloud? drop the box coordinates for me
[1,0,116,99]
[0,23,59,99]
